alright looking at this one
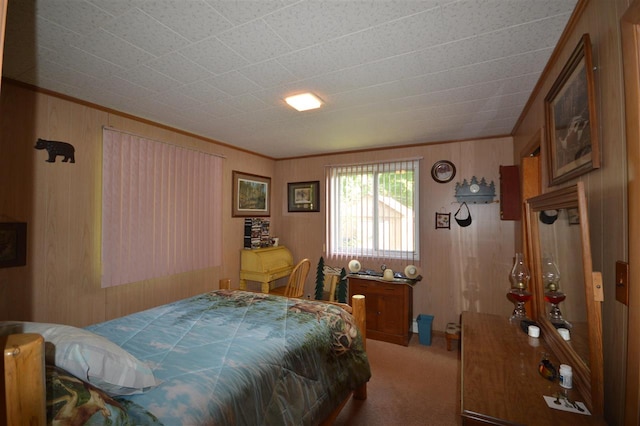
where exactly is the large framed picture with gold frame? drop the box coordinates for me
[544,33,600,186]
[232,171,270,217]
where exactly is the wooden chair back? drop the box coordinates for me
[284,258,311,298]
[324,273,339,302]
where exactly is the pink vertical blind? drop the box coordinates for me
[101,128,223,288]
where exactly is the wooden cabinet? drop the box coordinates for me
[461,312,605,425]
[348,277,413,346]
[499,165,521,220]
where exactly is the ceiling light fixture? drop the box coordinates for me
[285,93,323,111]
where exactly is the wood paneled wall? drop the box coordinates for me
[0,81,275,326]
[512,0,631,423]
[275,137,516,333]
[0,79,517,336]
[1,1,629,421]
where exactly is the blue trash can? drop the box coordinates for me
[417,314,434,346]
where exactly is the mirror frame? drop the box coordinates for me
[525,182,603,415]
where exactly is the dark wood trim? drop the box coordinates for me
[622,1,640,424]
[3,78,513,162]
[520,127,542,159]
[277,134,512,161]
[0,0,6,93]
[1,77,276,161]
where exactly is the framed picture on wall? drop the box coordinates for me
[288,181,320,212]
[435,212,451,229]
[544,33,600,186]
[232,171,270,217]
[0,222,27,268]
[567,208,580,225]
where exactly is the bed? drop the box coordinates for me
[1,285,370,425]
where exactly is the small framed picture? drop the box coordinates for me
[567,208,580,225]
[0,222,27,268]
[435,212,451,229]
[288,181,320,212]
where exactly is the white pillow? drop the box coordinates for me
[0,321,157,395]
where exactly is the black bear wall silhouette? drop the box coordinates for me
[34,138,75,163]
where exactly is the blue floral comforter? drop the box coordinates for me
[84,290,371,425]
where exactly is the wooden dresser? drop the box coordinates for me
[348,276,413,346]
[461,311,605,425]
[239,246,293,293]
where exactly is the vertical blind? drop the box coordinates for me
[102,128,223,288]
[326,159,420,264]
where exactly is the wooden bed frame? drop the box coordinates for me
[1,282,367,425]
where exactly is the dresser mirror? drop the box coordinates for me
[525,182,603,415]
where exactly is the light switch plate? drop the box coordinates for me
[616,261,629,305]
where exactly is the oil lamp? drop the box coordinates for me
[542,254,572,328]
[508,253,532,322]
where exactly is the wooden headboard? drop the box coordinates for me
[1,333,46,425]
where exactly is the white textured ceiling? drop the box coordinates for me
[3,0,577,159]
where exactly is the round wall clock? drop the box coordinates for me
[431,160,456,183]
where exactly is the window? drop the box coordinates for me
[327,159,419,262]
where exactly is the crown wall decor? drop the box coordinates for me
[455,176,496,203]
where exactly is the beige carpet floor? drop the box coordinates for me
[334,333,462,426]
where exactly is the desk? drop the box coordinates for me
[239,246,293,293]
[461,311,605,425]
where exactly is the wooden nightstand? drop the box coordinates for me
[348,276,413,346]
